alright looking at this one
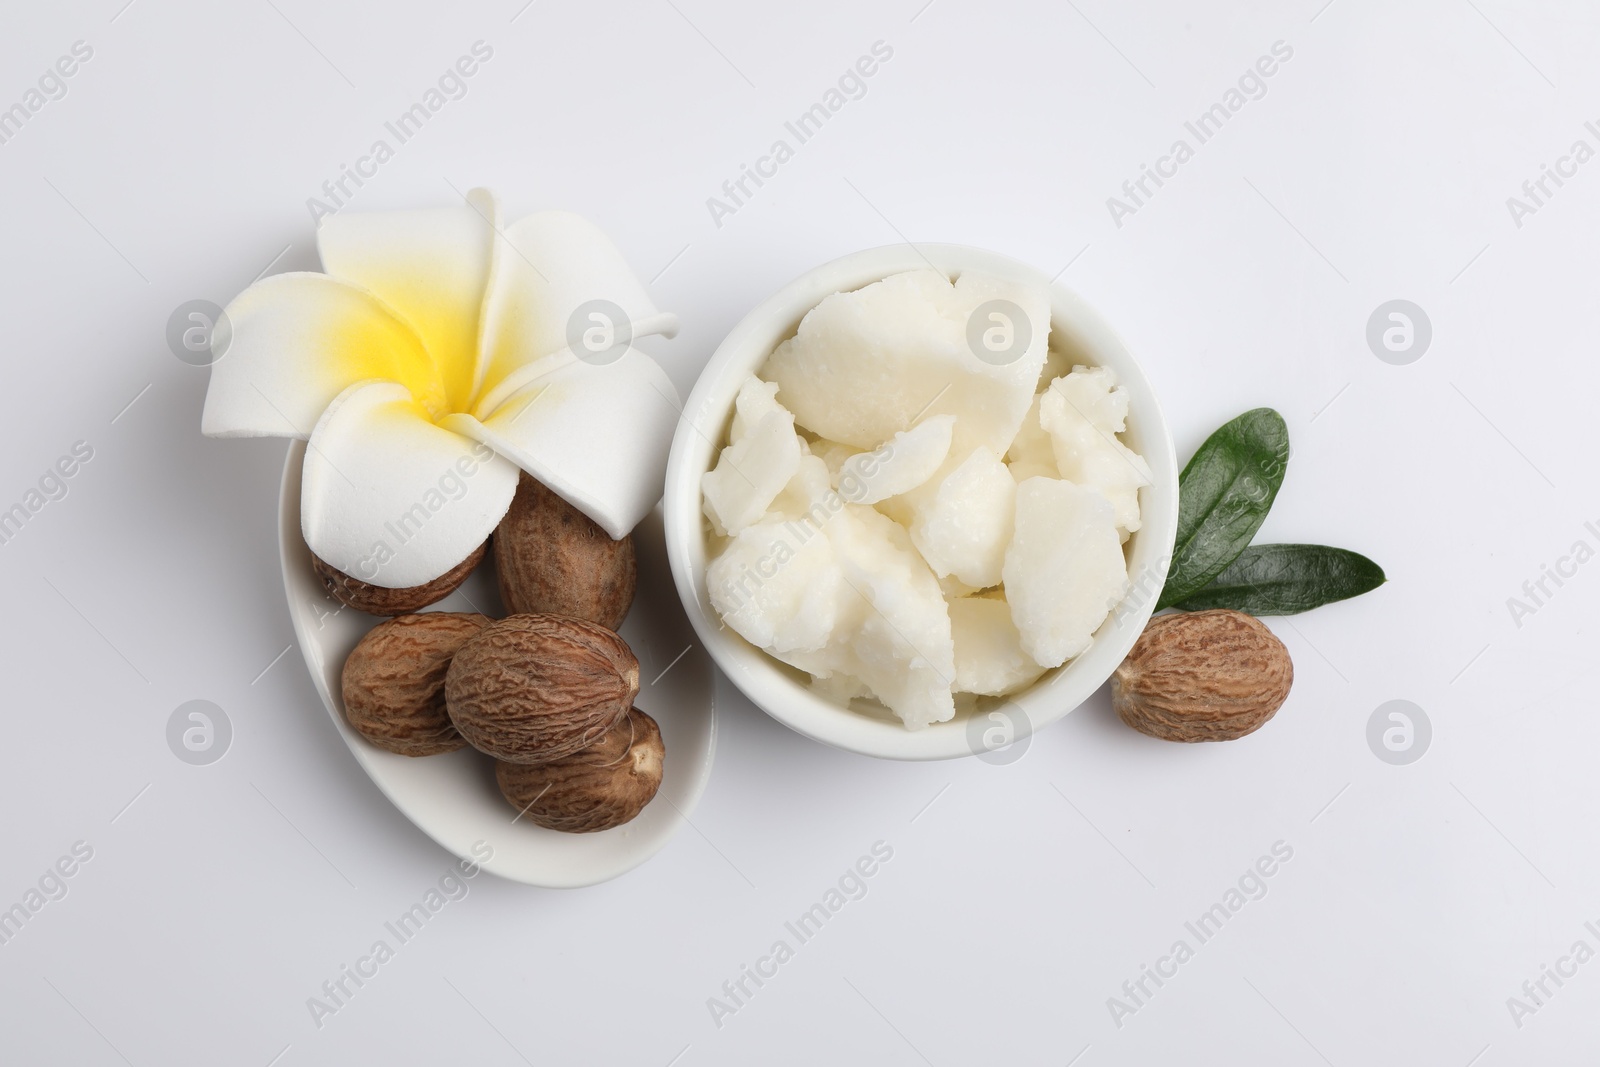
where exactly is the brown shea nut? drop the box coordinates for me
[495,473,636,630]
[313,541,487,617]
[1112,609,1294,743]
[445,613,639,764]
[496,707,664,833]
[341,612,493,756]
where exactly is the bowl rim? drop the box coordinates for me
[663,242,1177,761]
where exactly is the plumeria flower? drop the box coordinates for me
[202,189,680,588]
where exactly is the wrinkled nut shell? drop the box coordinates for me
[314,541,486,617]
[445,613,639,764]
[1112,609,1293,743]
[495,473,636,630]
[496,707,664,833]
[342,612,492,756]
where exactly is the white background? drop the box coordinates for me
[1,0,1595,1063]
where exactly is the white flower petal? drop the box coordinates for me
[316,189,498,410]
[302,380,518,588]
[473,210,676,408]
[441,348,680,539]
[202,273,444,439]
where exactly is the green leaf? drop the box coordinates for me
[1156,408,1289,609]
[1171,543,1386,615]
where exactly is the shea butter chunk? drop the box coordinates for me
[836,414,954,505]
[1003,477,1128,668]
[729,375,786,444]
[769,453,833,522]
[950,595,1046,696]
[707,519,840,654]
[1005,393,1058,483]
[703,403,802,536]
[908,447,1016,589]
[763,270,1048,458]
[1038,367,1151,534]
[794,506,957,729]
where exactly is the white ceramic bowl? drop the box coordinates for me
[280,443,718,887]
[663,244,1177,761]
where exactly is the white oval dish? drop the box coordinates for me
[279,442,717,887]
[663,244,1178,761]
